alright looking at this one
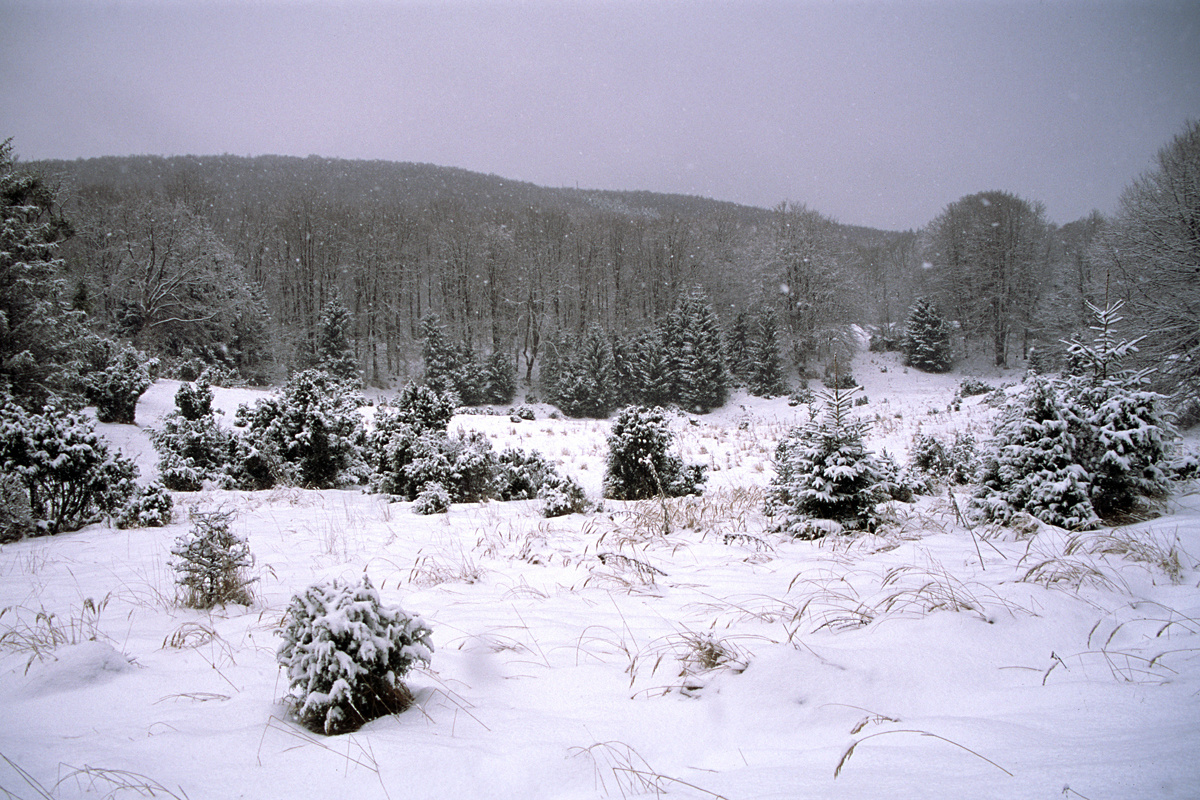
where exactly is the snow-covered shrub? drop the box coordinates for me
[603,405,706,501]
[444,430,498,502]
[0,402,138,534]
[1169,448,1200,481]
[513,405,536,421]
[114,482,174,529]
[1074,377,1172,518]
[170,508,255,609]
[236,370,364,489]
[151,379,240,491]
[947,432,978,484]
[85,343,153,424]
[539,473,591,517]
[768,384,881,534]
[0,473,35,542]
[959,377,994,398]
[388,383,455,434]
[495,447,557,501]
[901,297,953,373]
[910,433,950,476]
[277,575,433,735]
[412,481,450,515]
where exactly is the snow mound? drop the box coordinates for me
[20,641,133,697]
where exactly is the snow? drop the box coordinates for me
[3,350,1198,799]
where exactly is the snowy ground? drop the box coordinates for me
[2,352,1198,799]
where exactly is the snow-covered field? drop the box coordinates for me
[2,352,1198,799]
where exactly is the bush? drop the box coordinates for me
[495,447,558,501]
[603,406,706,501]
[114,482,174,529]
[86,343,154,425]
[237,370,364,489]
[277,575,433,735]
[0,402,138,533]
[152,380,241,491]
[412,481,451,515]
[170,508,255,608]
[540,473,591,517]
[959,377,994,398]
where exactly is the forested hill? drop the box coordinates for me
[29,153,908,387]
[32,153,874,229]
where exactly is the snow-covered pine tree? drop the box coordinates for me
[902,297,953,373]
[746,307,789,397]
[313,296,359,385]
[277,575,433,735]
[768,380,880,534]
[553,325,614,418]
[1063,297,1172,518]
[665,290,729,414]
[152,378,240,491]
[171,508,255,608]
[482,349,516,405]
[724,310,752,387]
[630,329,674,408]
[421,315,462,400]
[973,376,1099,530]
[0,140,85,408]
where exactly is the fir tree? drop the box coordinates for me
[0,140,84,407]
[603,405,706,500]
[665,290,729,414]
[725,310,752,386]
[313,297,359,385]
[768,381,880,533]
[902,297,953,373]
[482,350,516,405]
[746,307,789,397]
[553,325,614,418]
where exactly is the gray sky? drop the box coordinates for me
[2,0,1198,230]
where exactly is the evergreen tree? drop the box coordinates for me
[0,402,138,533]
[552,325,614,418]
[665,290,729,414]
[314,297,359,385]
[902,297,954,373]
[85,343,153,424]
[768,382,880,533]
[629,329,673,408]
[746,307,789,397]
[482,350,516,405]
[421,316,460,399]
[725,310,752,386]
[603,405,706,501]
[0,140,84,407]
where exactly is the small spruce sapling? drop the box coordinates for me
[768,377,881,534]
[277,575,433,735]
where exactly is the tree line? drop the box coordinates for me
[5,119,1198,413]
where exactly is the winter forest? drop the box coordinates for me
[1,119,1199,799]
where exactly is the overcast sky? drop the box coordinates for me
[1,1,1198,230]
